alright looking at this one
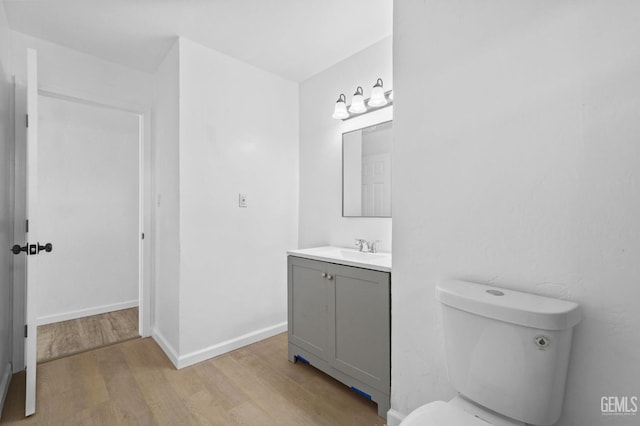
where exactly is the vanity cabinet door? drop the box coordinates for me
[328,264,390,393]
[288,257,330,360]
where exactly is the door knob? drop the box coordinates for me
[10,242,53,255]
[11,244,28,255]
[38,243,53,254]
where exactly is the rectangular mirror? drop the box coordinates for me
[342,120,392,217]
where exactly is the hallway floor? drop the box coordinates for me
[37,307,139,363]
[1,333,385,425]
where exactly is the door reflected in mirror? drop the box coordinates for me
[342,120,392,217]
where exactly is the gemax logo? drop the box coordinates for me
[601,396,638,416]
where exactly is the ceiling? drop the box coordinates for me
[2,0,392,82]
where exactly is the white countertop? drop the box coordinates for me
[287,246,392,272]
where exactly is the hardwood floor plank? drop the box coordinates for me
[107,309,139,341]
[244,334,384,425]
[216,351,335,426]
[0,371,27,424]
[37,308,139,363]
[52,318,84,357]
[189,360,250,412]
[68,401,122,426]
[228,401,280,426]
[94,344,157,425]
[234,345,383,426]
[120,339,200,425]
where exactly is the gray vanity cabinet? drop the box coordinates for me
[287,256,390,418]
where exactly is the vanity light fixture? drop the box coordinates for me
[332,94,349,119]
[333,78,393,121]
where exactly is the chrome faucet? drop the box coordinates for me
[355,239,381,253]
[355,239,369,252]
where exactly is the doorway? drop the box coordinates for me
[35,94,142,361]
[12,87,153,366]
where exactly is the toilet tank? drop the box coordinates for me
[436,280,581,426]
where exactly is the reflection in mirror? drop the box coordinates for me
[343,120,392,217]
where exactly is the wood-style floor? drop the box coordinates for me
[37,308,139,363]
[1,333,386,425]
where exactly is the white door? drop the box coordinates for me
[11,48,46,417]
[361,153,391,217]
[25,47,42,417]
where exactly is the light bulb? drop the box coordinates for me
[368,78,387,107]
[349,86,367,114]
[332,94,349,119]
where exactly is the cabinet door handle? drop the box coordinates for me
[322,272,327,278]
[326,275,333,280]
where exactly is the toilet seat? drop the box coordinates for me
[400,401,489,425]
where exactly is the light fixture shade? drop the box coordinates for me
[332,94,349,119]
[348,86,367,114]
[368,78,387,107]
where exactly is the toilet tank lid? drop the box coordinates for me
[436,280,581,331]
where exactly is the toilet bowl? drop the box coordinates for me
[399,280,581,426]
[401,396,523,426]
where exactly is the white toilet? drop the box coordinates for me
[401,280,581,426]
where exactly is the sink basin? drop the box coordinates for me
[339,250,385,261]
[287,246,391,272]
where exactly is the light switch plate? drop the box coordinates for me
[239,193,247,208]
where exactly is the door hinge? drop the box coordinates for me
[141,232,145,240]
[24,324,28,338]
[26,219,29,233]
[25,114,29,128]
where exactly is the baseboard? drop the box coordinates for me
[386,408,406,426]
[176,322,287,369]
[0,362,12,421]
[36,300,139,325]
[151,328,180,368]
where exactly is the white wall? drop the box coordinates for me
[299,37,392,252]
[36,95,139,324]
[391,1,640,425]
[0,1,14,412]
[151,37,299,367]
[152,40,181,357]
[178,37,298,359]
